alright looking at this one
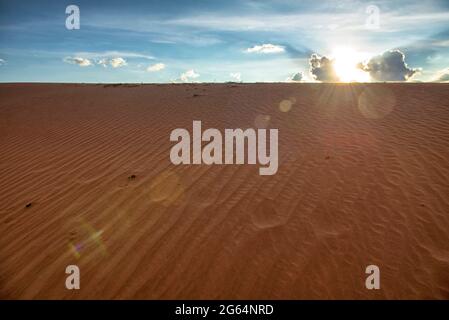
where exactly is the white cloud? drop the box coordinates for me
[229,72,241,81]
[95,57,128,68]
[147,63,165,72]
[0,58,5,66]
[150,34,222,46]
[180,69,200,82]
[75,51,154,60]
[246,44,284,54]
[432,40,449,47]
[65,51,154,68]
[432,68,449,82]
[165,11,449,34]
[109,57,127,68]
[97,58,108,67]
[64,56,92,67]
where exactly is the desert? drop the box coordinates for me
[0,82,449,299]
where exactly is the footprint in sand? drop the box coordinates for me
[250,199,288,229]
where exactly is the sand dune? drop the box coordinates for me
[1,83,449,299]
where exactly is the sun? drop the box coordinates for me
[332,47,370,82]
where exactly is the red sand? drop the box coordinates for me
[0,83,449,299]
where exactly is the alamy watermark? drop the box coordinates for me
[169,121,279,175]
[65,265,80,290]
[65,5,80,30]
[365,265,380,290]
[365,5,380,29]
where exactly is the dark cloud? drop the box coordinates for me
[358,50,418,81]
[309,54,339,82]
[436,69,449,82]
[290,72,303,82]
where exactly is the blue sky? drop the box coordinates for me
[0,0,448,82]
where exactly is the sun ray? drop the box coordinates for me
[332,47,370,82]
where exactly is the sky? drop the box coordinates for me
[0,0,448,83]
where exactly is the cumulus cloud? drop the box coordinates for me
[0,58,5,66]
[246,44,285,54]
[65,51,152,68]
[109,57,127,68]
[229,72,241,82]
[97,58,108,68]
[64,56,92,67]
[287,71,304,82]
[309,54,339,82]
[357,50,418,81]
[180,69,200,82]
[95,57,127,68]
[147,63,165,72]
[438,73,449,82]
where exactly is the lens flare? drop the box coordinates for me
[279,98,295,112]
[358,86,396,119]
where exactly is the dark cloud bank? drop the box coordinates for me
[358,50,419,81]
[307,50,419,82]
[309,54,339,82]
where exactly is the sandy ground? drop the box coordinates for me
[0,83,449,299]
